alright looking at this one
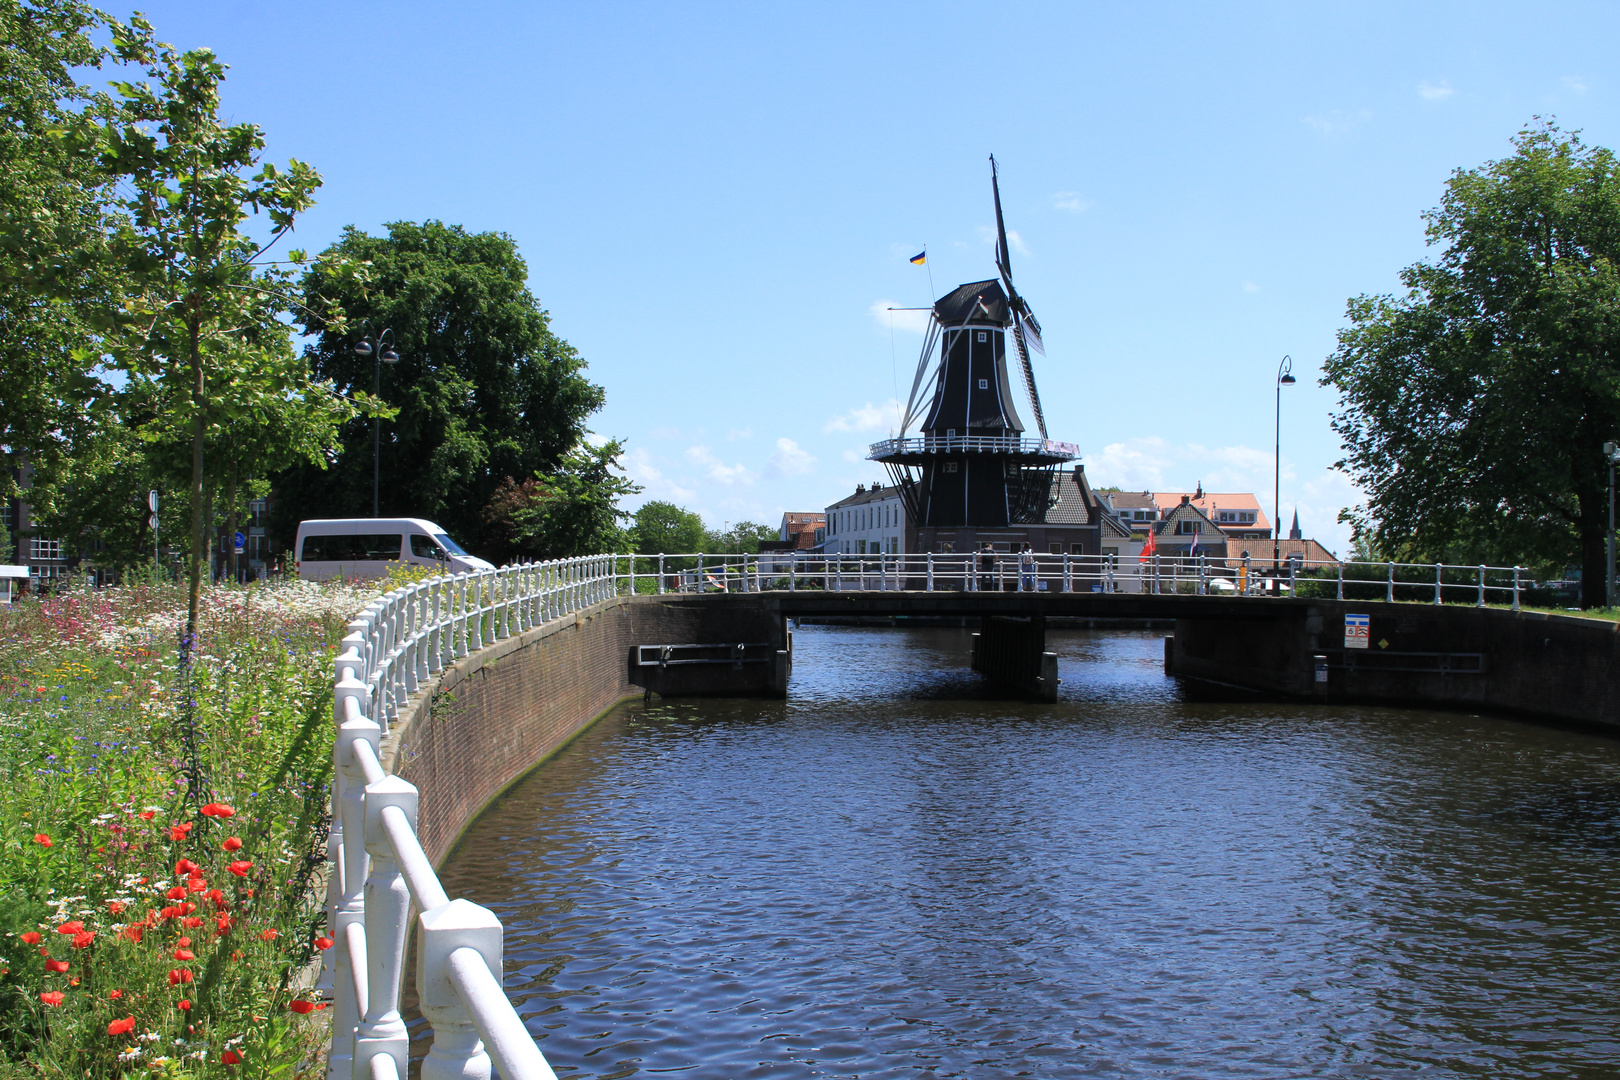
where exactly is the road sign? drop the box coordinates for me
[1344,613,1370,650]
[148,514,158,529]
[147,490,159,512]
[233,531,245,554]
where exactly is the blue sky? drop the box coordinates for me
[126,1,1620,553]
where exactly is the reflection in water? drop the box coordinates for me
[426,626,1620,1078]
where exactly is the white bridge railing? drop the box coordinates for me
[323,549,1533,1077]
[325,555,619,1080]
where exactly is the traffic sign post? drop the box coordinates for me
[147,491,159,574]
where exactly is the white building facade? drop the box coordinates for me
[823,482,907,555]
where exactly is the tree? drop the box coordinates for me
[0,0,120,522]
[277,221,605,558]
[631,501,708,554]
[481,440,639,561]
[709,520,777,553]
[1323,121,1620,607]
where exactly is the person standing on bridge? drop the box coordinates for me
[1019,544,1037,591]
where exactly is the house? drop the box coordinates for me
[1097,491,1160,534]
[1151,489,1271,542]
[824,482,907,555]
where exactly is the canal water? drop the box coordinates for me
[430,625,1620,1078]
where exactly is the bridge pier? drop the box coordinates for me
[972,614,1060,702]
[628,598,792,697]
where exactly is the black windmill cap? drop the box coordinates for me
[933,280,1009,325]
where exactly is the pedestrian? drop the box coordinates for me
[1019,544,1037,591]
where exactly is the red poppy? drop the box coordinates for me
[181,916,203,929]
[288,999,317,1014]
[180,902,196,915]
[222,837,243,852]
[19,932,41,945]
[176,999,190,1011]
[200,803,235,819]
[45,959,69,973]
[221,1050,241,1065]
[314,936,334,950]
[157,906,180,921]
[168,823,192,841]
[205,888,226,907]
[165,886,186,901]
[109,989,123,999]
[186,876,206,893]
[138,811,156,821]
[55,921,84,935]
[39,991,64,1007]
[121,925,143,944]
[227,860,252,878]
[107,900,125,915]
[259,928,277,941]
[167,968,193,985]
[174,859,200,877]
[37,947,48,956]
[173,948,194,961]
[33,833,50,847]
[71,931,94,949]
[107,1016,135,1036]
[177,936,190,946]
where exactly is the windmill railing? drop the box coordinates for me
[621,551,1528,609]
[324,550,1532,1076]
[867,434,1079,459]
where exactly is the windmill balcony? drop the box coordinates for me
[868,434,1079,463]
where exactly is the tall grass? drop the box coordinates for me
[0,575,383,1079]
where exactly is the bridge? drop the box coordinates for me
[318,553,1616,1080]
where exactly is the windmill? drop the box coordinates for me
[870,157,1079,533]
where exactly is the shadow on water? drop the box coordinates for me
[415,625,1620,1080]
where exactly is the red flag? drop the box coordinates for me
[1138,526,1158,562]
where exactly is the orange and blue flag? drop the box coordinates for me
[909,250,926,265]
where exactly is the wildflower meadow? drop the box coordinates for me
[0,574,386,1078]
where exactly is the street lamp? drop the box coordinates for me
[1273,355,1296,591]
[1605,440,1620,608]
[353,330,399,518]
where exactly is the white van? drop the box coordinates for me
[293,518,496,580]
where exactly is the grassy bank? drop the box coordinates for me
[0,576,382,1079]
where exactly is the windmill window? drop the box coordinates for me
[978,379,988,389]
[977,331,987,342]
[943,462,959,473]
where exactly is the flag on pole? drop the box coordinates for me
[1189,526,1199,557]
[909,250,926,265]
[1138,526,1158,562]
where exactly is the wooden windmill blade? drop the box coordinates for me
[990,155,1050,441]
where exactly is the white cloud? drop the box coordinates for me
[584,432,611,448]
[842,448,862,462]
[727,427,753,441]
[1417,79,1455,101]
[620,447,695,503]
[1242,279,1260,294]
[685,444,752,486]
[870,299,932,335]
[1562,75,1590,94]
[1052,191,1091,213]
[1006,229,1030,256]
[824,398,904,434]
[1304,109,1371,135]
[766,437,816,478]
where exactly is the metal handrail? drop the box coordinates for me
[867,434,1078,459]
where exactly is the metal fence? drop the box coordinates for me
[323,549,1530,1078]
[622,551,1527,609]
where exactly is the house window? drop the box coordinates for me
[31,539,62,561]
[1178,520,1201,535]
[944,462,959,473]
[1073,544,1088,555]
[1049,543,1063,554]
[938,541,955,553]
[946,428,956,438]
[977,331,987,342]
[978,378,988,389]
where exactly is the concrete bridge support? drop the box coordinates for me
[971,614,1060,702]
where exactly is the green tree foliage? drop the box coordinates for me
[481,440,640,561]
[0,0,119,516]
[631,500,708,554]
[1324,121,1620,606]
[92,18,357,633]
[278,221,606,557]
[709,520,777,553]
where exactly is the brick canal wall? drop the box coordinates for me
[1167,600,1620,730]
[379,594,789,867]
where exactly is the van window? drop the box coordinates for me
[433,533,469,556]
[301,534,402,562]
[409,534,442,559]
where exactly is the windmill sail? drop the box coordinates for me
[990,155,1049,440]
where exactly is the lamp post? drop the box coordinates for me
[1273,355,1296,592]
[1605,440,1620,608]
[353,330,399,518]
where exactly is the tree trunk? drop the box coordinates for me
[186,308,204,644]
